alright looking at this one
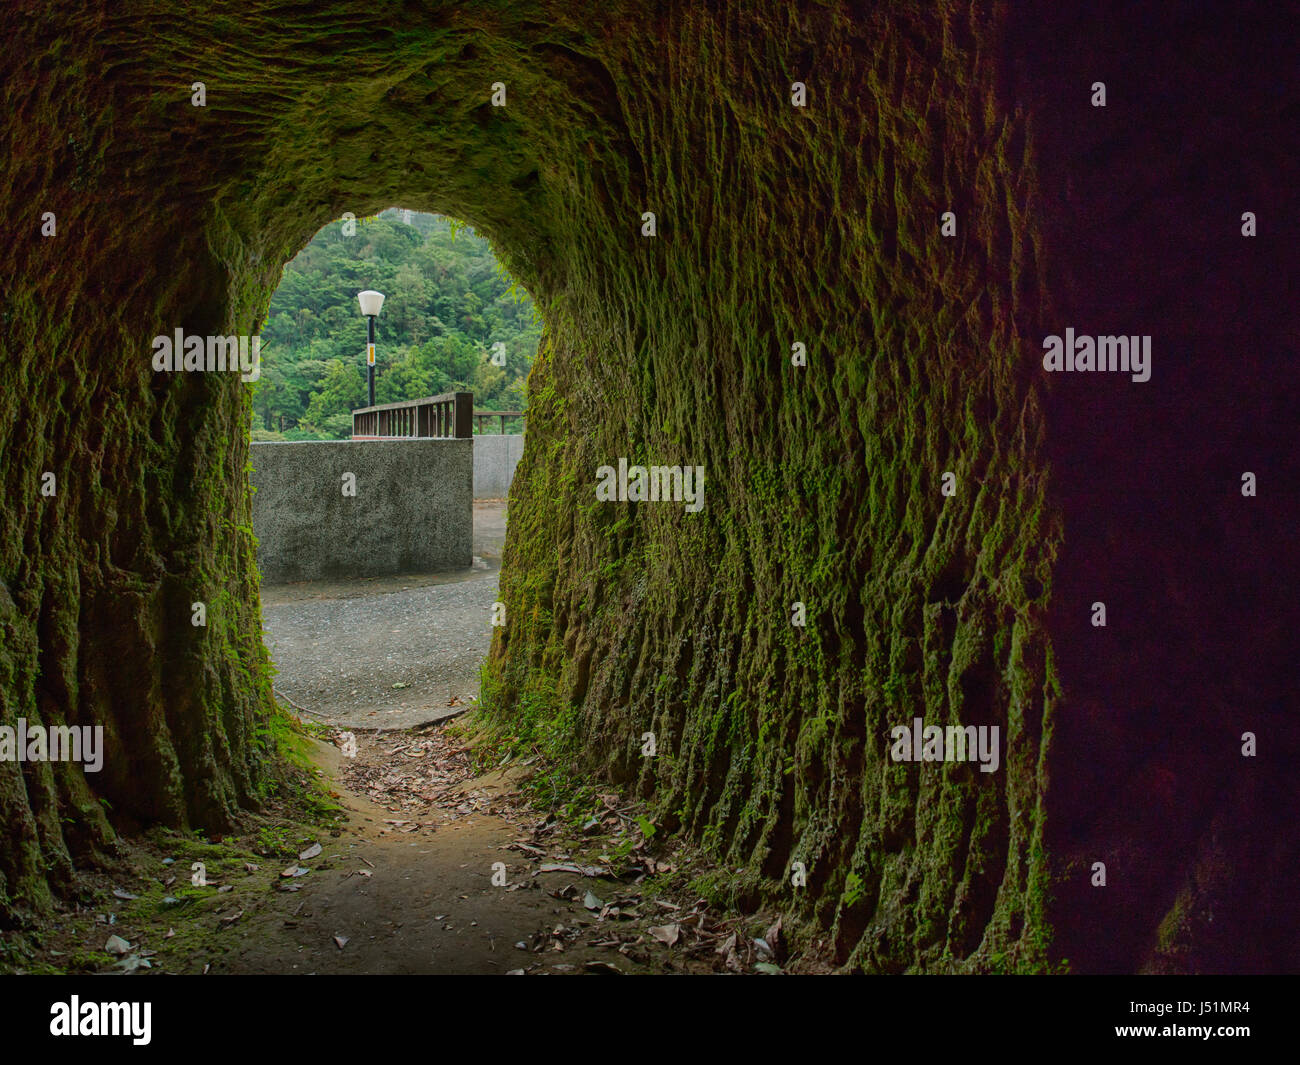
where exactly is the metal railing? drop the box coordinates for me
[473,409,526,435]
[351,392,473,439]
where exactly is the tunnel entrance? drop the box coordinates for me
[254,209,535,731]
[253,209,537,443]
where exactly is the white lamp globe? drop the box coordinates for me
[357,290,385,317]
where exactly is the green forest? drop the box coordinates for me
[252,209,540,439]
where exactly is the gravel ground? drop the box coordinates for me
[262,502,507,730]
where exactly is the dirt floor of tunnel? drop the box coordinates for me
[9,721,816,976]
[177,735,678,976]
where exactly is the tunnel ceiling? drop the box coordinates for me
[0,0,1295,972]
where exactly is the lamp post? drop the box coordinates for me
[357,289,385,407]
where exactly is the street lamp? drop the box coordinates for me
[358,289,385,407]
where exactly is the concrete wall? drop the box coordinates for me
[250,439,472,583]
[473,433,525,499]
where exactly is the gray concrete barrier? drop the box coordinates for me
[250,439,472,582]
[473,433,524,499]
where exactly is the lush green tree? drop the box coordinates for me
[255,209,540,438]
[301,358,366,437]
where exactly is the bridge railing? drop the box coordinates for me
[351,392,473,439]
[473,409,526,435]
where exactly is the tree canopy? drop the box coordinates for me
[254,210,540,439]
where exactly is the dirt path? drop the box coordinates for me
[144,726,769,976]
[18,718,802,976]
[209,737,668,975]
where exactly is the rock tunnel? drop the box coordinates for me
[1,1,1295,973]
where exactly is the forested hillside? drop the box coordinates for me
[253,209,539,439]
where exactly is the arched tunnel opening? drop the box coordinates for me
[255,207,534,728]
[1,0,1295,988]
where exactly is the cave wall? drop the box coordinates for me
[490,4,1059,973]
[0,0,1293,971]
[1015,2,1299,973]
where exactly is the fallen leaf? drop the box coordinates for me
[539,863,606,877]
[112,888,138,901]
[298,842,322,860]
[717,932,743,972]
[104,934,131,955]
[649,923,681,947]
[333,935,349,950]
[764,916,786,962]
